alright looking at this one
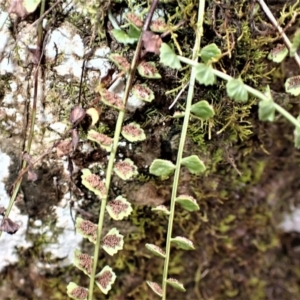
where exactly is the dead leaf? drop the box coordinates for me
[67,156,74,176]
[27,47,41,65]
[71,129,79,151]
[27,169,38,181]
[56,140,72,157]
[0,218,20,234]
[142,31,162,54]
[23,152,33,166]
[69,106,86,126]
[99,68,115,88]
[131,182,166,206]
[8,0,28,18]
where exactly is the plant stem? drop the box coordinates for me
[88,58,134,300]
[88,2,159,299]
[177,56,300,130]
[0,0,46,238]
[161,0,206,299]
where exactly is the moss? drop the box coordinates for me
[3,1,300,299]
[72,0,112,39]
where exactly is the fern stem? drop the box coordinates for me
[87,48,136,300]
[177,56,300,131]
[161,0,206,299]
[88,2,159,298]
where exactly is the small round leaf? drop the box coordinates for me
[195,63,216,86]
[125,12,143,29]
[146,281,163,297]
[191,100,214,120]
[73,250,93,276]
[128,25,141,40]
[81,169,107,198]
[175,195,199,212]
[122,122,146,142]
[100,89,125,110]
[87,130,113,151]
[106,196,133,220]
[67,282,88,300]
[111,29,137,45]
[258,99,275,122]
[267,44,288,63]
[114,158,138,180]
[76,217,97,244]
[149,159,176,177]
[132,84,155,102]
[109,53,130,72]
[145,243,166,258]
[166,278,186,292]
[95,266,116,295]
[171,236,195,250]
[159,43,182,70]
[181,155,206,175]
[200,43,221,64]
[137,61,161,79]
[151,205,170,215]
[285,76,300,96]
[102,228,124,256]
[226,78,249,102]
[150,18,168,32]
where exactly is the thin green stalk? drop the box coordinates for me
[88,2,159,298]
[177,56,300,130]
[0,0,46,238]
[161,0,206,299]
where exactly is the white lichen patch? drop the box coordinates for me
[54,56,84,79]
[42,202,83,268]
[109,76,125,94]
[62,0,74,14]
[49,122,68,135]
[280,207,300,233]
[43,22,84,79]
[126,94,145,112]
[86,47,112,86]
[86,57,111,75]
[0,2,115,275]
[45,23,85,60]
[0,12,15,74]
[94,47,111,57]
